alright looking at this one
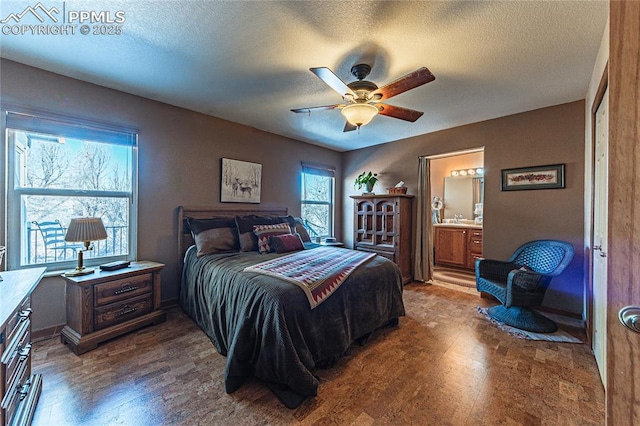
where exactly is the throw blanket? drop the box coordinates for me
[244,246,375,308]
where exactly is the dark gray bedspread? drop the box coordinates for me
[179,244,405,399]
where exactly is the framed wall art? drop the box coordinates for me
[501,164,565,191]
[221,158,262,203]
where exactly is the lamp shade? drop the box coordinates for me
[64,217,107,243]
[341,103,378,127]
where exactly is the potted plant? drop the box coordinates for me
[355,171,378,194]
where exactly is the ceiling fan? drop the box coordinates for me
[291,64,435,132]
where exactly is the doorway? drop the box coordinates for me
[428,148,484,290]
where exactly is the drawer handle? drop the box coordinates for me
[18,380,31,402]
[116,305,137,317]
[18,308,32,321]
[114,285,138,295]
[18,343,32,362]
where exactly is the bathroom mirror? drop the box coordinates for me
[443,176,484,219]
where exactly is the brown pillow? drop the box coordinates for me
[270,233,305,254]
[186,217,239,257]
[235,215,295,251]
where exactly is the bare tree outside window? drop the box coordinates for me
[301,170,334,239]
[10,130,133,266]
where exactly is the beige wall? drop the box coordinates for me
[342,101,586,314]
[0,58,588,327]
[0,59,343,332]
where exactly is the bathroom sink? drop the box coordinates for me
[435,220,482,228]
[441,219,477,225]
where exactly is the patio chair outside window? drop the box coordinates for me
[32,220,84,262]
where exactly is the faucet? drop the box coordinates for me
[454,214,463,224]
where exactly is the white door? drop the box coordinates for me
[592,88,608,386]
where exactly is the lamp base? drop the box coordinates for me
[64,267,95,277]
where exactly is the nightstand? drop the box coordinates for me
[60,261,166,355]
[319,241,344,247]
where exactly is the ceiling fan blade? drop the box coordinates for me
[343,121,357,132]
[377,104,424,122]
[291,104,343,113]
[371,67,435,101]
[310,67,356,98]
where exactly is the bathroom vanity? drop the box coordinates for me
[434,223,483,270]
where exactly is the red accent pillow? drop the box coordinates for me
[269,233,305,254]
[253,223,292,253]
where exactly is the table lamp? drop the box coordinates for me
[64,217,107,276]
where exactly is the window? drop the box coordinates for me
[4,109,137,270]
[300,162,335,239]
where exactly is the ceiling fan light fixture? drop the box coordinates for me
[341,103,378,127]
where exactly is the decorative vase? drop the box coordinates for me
[365,181,375,194]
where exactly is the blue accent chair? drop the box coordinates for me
[475,240,574,333]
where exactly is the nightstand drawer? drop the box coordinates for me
[94,294,153,331]
[94,273,153,306]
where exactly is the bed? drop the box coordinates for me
[177,206,405,407]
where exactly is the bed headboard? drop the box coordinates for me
[177,205,289,274]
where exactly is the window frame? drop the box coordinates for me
[3,106,138,271]
[300,162,336,239]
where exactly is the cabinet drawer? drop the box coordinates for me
[3,321,30,391]
[470,230,483,238]
[94,273,153,306]
[469,238,483,255]
[1,347,30,425]
[6,298,31,343]
[356,246,395,262]
[94,294,153,330]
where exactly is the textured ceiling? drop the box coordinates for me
[0,1,607,152]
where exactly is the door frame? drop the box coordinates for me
[607,1,640,423]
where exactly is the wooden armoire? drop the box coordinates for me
[351,194,413,284]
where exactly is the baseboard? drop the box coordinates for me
[32,324,65,343]
[536,305,583,320]
[161,298,179,309]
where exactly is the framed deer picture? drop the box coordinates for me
[221,158,262,203]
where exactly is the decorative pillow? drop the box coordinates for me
[292,217,312,243]
[186,217,239,257]
[253,223,292,254]
[235,215,296,251]
[270,233,305,254]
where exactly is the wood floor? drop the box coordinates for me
[31,283,605,425]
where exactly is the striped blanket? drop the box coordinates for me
[243,247,375,308]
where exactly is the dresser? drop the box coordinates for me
[1,268,45,426]
[351,195,414,284]
[434,225,483,270]
[60,261,166,355]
